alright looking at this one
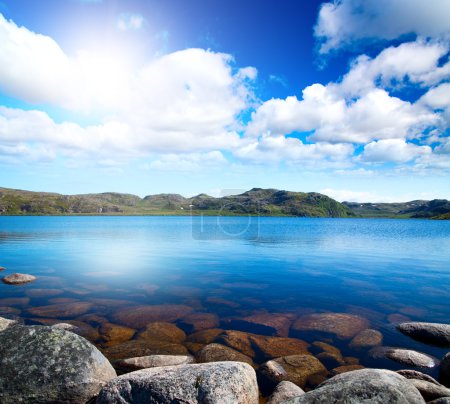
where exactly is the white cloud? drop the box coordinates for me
[320,188,395,203]
[360,139,432,163]
[315,0,450,53]
[144,151,227,172]
[117,13,144,31]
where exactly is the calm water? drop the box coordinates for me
[1,216,449,375]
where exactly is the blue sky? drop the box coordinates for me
[0,0,449,201]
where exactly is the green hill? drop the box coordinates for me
[0,187,352,217]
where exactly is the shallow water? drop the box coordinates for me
[1,216,449,378]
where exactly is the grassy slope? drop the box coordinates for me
[0,187,353,217]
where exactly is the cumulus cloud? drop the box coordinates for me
[320,188,395,203]
[144,151,227,171]
[315,0,450,53]
[360,139,432,163]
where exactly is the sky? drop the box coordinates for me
[0,0,450,202]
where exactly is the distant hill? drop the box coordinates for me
[0,187,352,217]
[0,187,448,219]
[343,199,450,219]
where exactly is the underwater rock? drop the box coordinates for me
[97,361,258,404]
[258,354,328,390]
[224,312,294,337]
[214,330,256,357]
[178,312,219,332]
[292,312,369,339]
[101,339,189,361]
[349,329,383,349]
[0,306,20,316]
[186,328,223,344]
[2,273,36,285]
[112,304,193,328]
[196,343,254,366]
[99,322,136,347]
[137,322,186,343]
[25,288,63,298]
[330,364,365,376]
[316,351,345,369]
[0,297,30,306]
[0,325,116,403]
[249,335,310,360]
[27,301,94,318]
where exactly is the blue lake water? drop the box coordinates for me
[1,216,449,376]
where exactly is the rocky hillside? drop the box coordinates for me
[0,187,352,217]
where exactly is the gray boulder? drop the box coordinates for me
[0,325,116,403]
[114,354,195,373]
[397,322,450,346]
[97,361,258,404]
[370,346,440,368]
[267,381,304,404]
[397,369,440,385]
[428,398,450,403]
[442,352,450,387]
[284,368,425,403]
[0,316,17,331]
[409,379,450,401]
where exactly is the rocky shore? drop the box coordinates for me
[0,315,449,403]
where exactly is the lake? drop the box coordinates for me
[1,216,449,379]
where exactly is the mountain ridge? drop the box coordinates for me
[0,187,449,219]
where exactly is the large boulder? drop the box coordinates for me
[284,369,425,403]
[97,361,258,404]
[0,316,17,331]
[292,313,369,339]
[409,379,450,401]
[397,322,450,347]
[0,325,116,403]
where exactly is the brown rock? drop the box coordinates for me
[89,298,137,308]
[0,266,5,271]
[184,342,205,354]
[186,328,223,344]
[331,364,365,376]
[397,370,441,385]
[292,312,369,339]
[179,312,219,332]
[102,339,189,361]
[344,356,360,365]
[77,313,109,326]
[349,329,383,349]
[206,296,240,308]
[196,343,254,366]
[27,302,93,318]
[30,318,100,342]
[250,335,310,360]
[312,341,342,357]
[0,297,30,306]
[99,322,136,347]
[259,354,328,390]
[225,312,293,337]
[316,352,345,369]
[112,304,193,328]
[0,306,21,315]
[2,273,36,285]
[48,297,79,304]
[25,289,63,298]
[214,330,256,357]
[137,322,186,343]
[388,313,412,324]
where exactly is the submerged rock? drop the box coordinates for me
[250,335,310,360]
[101,339,189,361]
[178,312,219,332]
[114,354,195,373]
[112,304,193,328]
[312,341,342,357]
[0,325,116,403]
[97,361,258,404]
[292,312,369,339]
[186,328,223,344]
[316,351,345,369]
[397,322,450,347]
[31,318,99,342]
[0,306,20,316]
[99,322,136,347]
[27,301,94,318]
[2,273,36,285]
[370,346,440,368]
[215,330,256,357]
[349,328,383,349]
[224,312,293,336]
[137,322,186,343]
[258,354,328,390]
[330,364,365,376]
[0,297,30,306]
[196,343,254,366]
[267,381,305,404]
[25,288,63,298]
[284,369,425,403]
